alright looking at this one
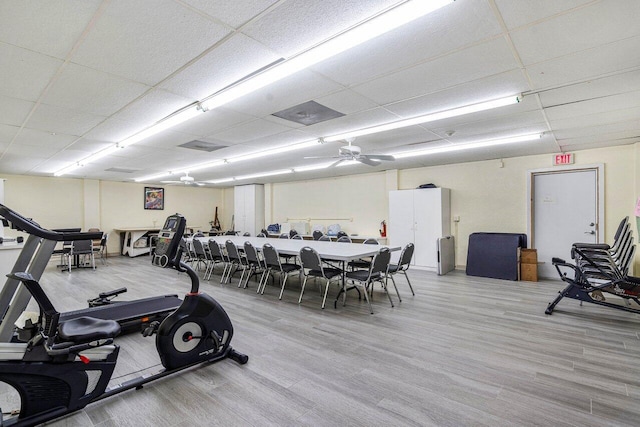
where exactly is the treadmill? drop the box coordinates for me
[0,204,182,339]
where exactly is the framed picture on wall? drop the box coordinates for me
[144,187,164,210]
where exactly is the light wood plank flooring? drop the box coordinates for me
[6,255,640,426]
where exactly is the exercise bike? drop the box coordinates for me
[0,213,248,427]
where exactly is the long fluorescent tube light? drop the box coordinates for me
[391,133,543,159]
[120,105,202,147]
[293,162,335,172]
[226,140,320,163]
[53,144,124,176]
[325,95,521,142]
[201,0,452,110]
[234,169,293,181]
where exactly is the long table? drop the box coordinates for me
[201,235,400,263]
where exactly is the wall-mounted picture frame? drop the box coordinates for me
[144,187,164,210]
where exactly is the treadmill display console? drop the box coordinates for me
[153,213,186,268]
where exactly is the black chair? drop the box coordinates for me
[318,235,331,242]
[241,241,264,289]
[223,240,248,285]
[260,243,301,298]
[387,243,415,301]
[279,233,289,239]
[93,233,108,265]
[336,231,348,239]
[243,232,251,237]
[69,240,96,271]
[191,238,209,273]
[336,235,352,243]
[291,234,303,240]
[312,230,324,240]
[298,246,342,309]
[206,239,228,281]
[256,233,266,238]
[344,247,393,313]
[348,238,379,270]
[289,229,299,238]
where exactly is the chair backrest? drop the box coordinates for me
[337,236,352,243]
[312,230,323,240]
[192,238,206,257]
[363,238,379,245]
[208,240,224,260]
[279,233,289,239]
[289,229,299,238]
[72,239,93,254]
[399,243,415,268]
[225,240,241,261]
[225,230,236,235]
[257,233,266,237]
[336,230,348,239]
[371,247,391,275]
[243,232,251,237]
[243,241,260,264]
[291,234,303,240]
[299,246,323,272]
[262,243,281,268]
[318,235,331,242]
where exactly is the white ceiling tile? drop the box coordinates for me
[545,91,640,122]
[111,89,196,130]
[242,0,401,58]
[180,0,279,28]
[0,1,101,59]
[135,130,206,150]
[494,0,595,29]
[5,141,63,158]
[0,155,48,174]
[554,119,640,140]
[300,107,400,139]
[510,0,640,65]
[71,0,231,85]
[0,124,19,145]
[549,105,640,131]
[209,118,295,144]
[314,89,379,116]
[0,43,63,101]
[0,95,34,127]
[559,138,639,151]
[558,130,640,147]
[12,128,78,150]
[160,33,281,100]
[428,110,547,140]
[83,117,148,143]
[26,104,106,136]
[41,63,150,116]
[383,69,530,118]
[351,38,520,105]
[221,70,344,117]
[526,36,640,90]
[171,107,256,138]
[539,71,640,108]
[312,0,501,86]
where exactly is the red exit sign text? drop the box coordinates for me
[553,152,574,165]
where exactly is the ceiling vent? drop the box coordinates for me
[179,140,226,152]
[272,101,345,126]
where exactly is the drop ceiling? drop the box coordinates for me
[0,0,638,185]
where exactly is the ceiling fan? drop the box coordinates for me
[161,172,206,186]
[306,138,395,167]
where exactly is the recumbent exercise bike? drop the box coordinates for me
[0,213,248,427]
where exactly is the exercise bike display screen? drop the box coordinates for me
[153,214,186,267]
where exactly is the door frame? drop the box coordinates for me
[526,163,605,248]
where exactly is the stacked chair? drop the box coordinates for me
[547,217,640,315]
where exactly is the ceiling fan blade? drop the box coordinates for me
[357,157,381,167]
[194,182,205,186]
[304,155,341,159]
[361,154,395,161]
[329,159,345,168]
[160,180,181,184]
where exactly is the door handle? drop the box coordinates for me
[584,230,595,235]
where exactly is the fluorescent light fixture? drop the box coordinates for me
[53,144,124,176]
[226,140,320,163]
[201,0,452,110]
[135,172,175,183]
[209,178,235,184]
[293,162,335,172]
[325,95,520,142]
[120,105,202,148]
[391,133,543,159]
[234,169,293,181]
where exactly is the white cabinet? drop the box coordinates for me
[234,185,265,236]
[389,188,451,270]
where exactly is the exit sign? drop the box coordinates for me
[553,152,574,165]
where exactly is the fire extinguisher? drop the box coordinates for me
[380,220,387,237]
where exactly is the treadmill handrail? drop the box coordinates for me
[0,204,102,242]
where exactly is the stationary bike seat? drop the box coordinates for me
[58,316,121,342]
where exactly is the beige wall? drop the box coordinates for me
[1,144,637,266]
[1,174,226,255]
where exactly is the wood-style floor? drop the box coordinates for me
[7,255,640,426]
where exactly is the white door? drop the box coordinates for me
[532,169,599,279]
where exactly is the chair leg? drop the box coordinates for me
[321,279,331,309]
[298,276,308,303]
[380,278,394,307]
[403,271,415,295]
[279,274,289,300]
[362,282,374,314]
[389,274,401,302]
